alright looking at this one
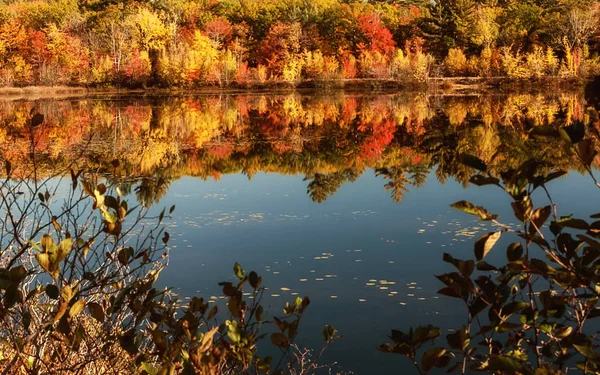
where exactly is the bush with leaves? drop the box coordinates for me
[380,121,600,374]
[0,112,340,375]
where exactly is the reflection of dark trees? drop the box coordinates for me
[135,174,172,208]
[376,167,411,203]
[375,165,430,203]
[409,165,429,188]
[305,168,360,203]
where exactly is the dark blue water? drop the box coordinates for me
[154,170,600,374]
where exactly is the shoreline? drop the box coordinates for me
[0,77,590,100]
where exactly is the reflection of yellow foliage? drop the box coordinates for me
[282,95,304,121]
[446,102,468,126]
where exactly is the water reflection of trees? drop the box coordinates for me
[0,91,597,204]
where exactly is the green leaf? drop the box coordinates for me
[88,302,104,322]
[4,283,22,308]
[69,299,86,318]
[226,320,241,343]
[255,305,264,322]
[41,234,54,252]
[553,325,572,338]
[323,325,336,342]
[233,263,244,280]
[207,305,218,321]
[488,355,523,373]
[476,261,497,271]
[574,344,599,360]
[554,218,589,230]
[578,139,597,167]
[9,266,27,282]
[562,121,585,144]
[530,206,552,233]
[495,322,522,333]
[45,285,59,299]
[101,207,117,224]
[270,333,289,348]
[474,232,501,261]
[446,326,470,352]
[469,175,500,187]
[35,253,58,279]
[451,201,498,221]
[57,238,72,262]
[413,325,440,345]
[421,347,447,372]
[501,301,528,317]
[507,242,524,261]
[249,271,261,289]
[141,362,158,375]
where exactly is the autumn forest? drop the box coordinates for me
[1,0,600,88]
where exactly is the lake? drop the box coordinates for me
[1,89,599,374]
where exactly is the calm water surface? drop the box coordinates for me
[2,90,599,373]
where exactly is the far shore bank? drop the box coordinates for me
[0,76,591,100]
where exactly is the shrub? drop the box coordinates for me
[0,111,341,375]
[380,126,600,374]
[358,50,389,79]
[444,48,468,76]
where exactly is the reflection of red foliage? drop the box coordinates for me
[207,143,233,159]
[359,119,396,160]
[340,97,357,125]
[236,96,250,118]
[124,105,152,134]
[259,112,289,139]
[272,141,293,155]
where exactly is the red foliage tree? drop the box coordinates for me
[357,14,396,56]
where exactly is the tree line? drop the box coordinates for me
[0,0,599,88]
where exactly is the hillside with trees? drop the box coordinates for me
[0,0,599,88]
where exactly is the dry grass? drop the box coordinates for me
[0,86,89,100]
